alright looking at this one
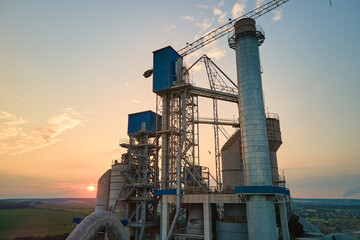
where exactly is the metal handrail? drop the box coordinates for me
[266,112,279,120]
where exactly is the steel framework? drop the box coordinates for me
[202,55,238,190]
[119,130,159,240]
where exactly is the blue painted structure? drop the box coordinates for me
[127,111,161,135]
[153,46,182,93]
[120,219,128,226]
[153,189,182,196]
[235,186,290,195]
[72,217,83,224]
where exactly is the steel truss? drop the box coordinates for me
[119,130,159,240]
[202,55,238,190]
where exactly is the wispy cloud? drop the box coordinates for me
[0,111,27,141]
[0,108,87,155]
[164,24,176,32]
[190,64,204,73]
[196,18,212,33]
[255,0,264,8]
[218,0,225,8]
[272,10,282,22]
[232,1,247,19]
[197,4,211,9]
[213,7,223,16]
[217,12,227,24]
[207,46,227,60]
[180,16,194,22]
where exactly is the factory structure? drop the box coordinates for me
[66,1,356,240]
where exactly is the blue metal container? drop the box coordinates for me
[127,111,161,135]
[153,46,182,93]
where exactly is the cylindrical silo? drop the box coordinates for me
[95,169,111,212]
[108,161,128,220]
[266,116,282,183]
[221,129,244,188]
[233,18,277,239]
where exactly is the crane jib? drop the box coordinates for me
[177,0,289,57]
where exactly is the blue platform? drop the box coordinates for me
[235,186,290,195]
[153,189,182,196]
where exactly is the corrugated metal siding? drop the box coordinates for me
[153,46,181,93]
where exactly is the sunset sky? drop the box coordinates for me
[0,0,359,199]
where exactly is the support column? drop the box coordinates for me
[160,196,169,240]
[203,201,212,240]
[279,203,290,240]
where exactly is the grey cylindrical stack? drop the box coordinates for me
[234,18,277,239]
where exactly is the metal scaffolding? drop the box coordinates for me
[119,130,159,240]
[203,55,238,190]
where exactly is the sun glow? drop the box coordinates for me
[87,185,95,191]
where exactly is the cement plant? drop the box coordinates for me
[66,0,357,239]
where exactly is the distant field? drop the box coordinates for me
[0,207,93,240]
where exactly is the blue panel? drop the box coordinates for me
[72,217,83,224]
[153,189,182,196]
[127,111,162,135]
[153,46,182,93]
[120,219,128,226]
[235,186,290,195]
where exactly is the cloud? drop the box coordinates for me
[343,186,360,198]
[217,12,227,24]
[218,0,225,8]
[213,7,222,16]
[132,99,140,103]
[196,18,212,33]
[190,64,204,73]
[256,0,264,8]
[164,24,176,32]
[207,46,227,60]
[180,16,194,22]
[272,10,282,22]
[232,1,247,19]
[0,108,86,155]
[0,111,27,141]
[197,4,211,9]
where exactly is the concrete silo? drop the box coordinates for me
[233,18,277,239]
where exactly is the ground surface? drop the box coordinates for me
[0,205,94,240]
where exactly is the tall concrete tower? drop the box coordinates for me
[233,18,278,239]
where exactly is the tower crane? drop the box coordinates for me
[143,0,289,78]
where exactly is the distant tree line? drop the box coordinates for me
[0,200,42,210]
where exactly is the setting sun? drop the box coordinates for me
[87,185,95,191]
